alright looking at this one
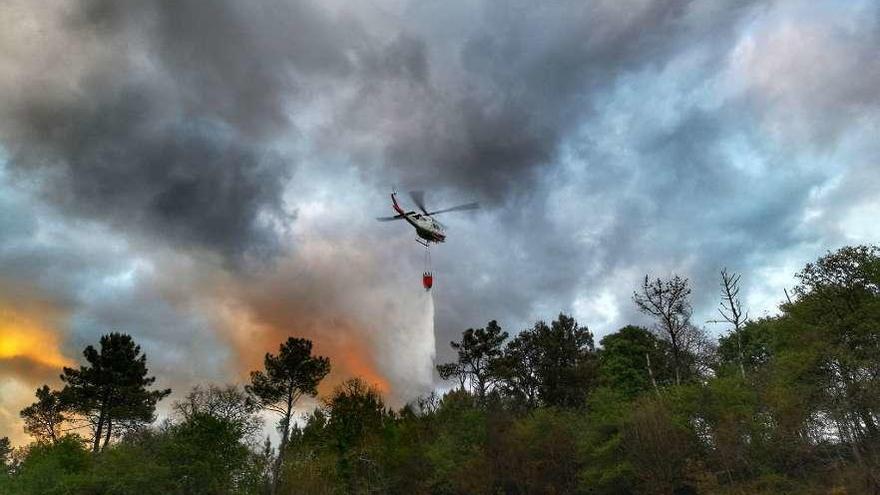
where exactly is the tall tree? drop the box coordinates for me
[59,332,170,452]
[710,268,749,378]
[633,275,693,385]
[501,314,597,408]
[534,314,597,407]
[247,337,330,493]
[20,385,66,444]
[437,321,508,400]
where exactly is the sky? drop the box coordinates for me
[1,0,879,444]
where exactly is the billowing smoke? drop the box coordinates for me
[196,235,439,404]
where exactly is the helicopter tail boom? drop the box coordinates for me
[391,192,405,215]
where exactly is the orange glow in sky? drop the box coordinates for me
[0,308,71,369]
[214,298,391,398]
[0,301,72,446]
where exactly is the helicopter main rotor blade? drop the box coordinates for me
[427,202,480,216]
[408,190,430,215]
[376,215,406,221]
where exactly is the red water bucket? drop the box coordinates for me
[422,272,433,290]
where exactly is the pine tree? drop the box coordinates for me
[60,332,171,452]
[247,337,330,494]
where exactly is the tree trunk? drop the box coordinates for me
[102,419,113,450]
[271,393,294,495]
[645,353,659,395]
[668,325,682,386]
[735,329,746,379]
[49,423,58,445]
[671,346,681,386]
[92,404,106,453]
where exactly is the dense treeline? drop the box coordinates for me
[2,245,879,494]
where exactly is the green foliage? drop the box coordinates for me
[501,407,582,494]
[599,325,671,397]
[88,433,174,495]
[680,376,775,484]
[375,404,435,494]
[278,448,339,495]
[621,394,701,494]
[161,412,255,494]
[323,378,388,493]
[5,435,91,495]
[425,390,493,495]
[71,413,267,495]
[506,314,597,408]
[495,328,542,408]
[774,245,880,488]
[278,411,340,495]
[0,436,11,470]
[716,318,775,376]
[0,436,12,492]
[578,387,637,494]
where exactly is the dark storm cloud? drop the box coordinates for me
[1,0,473,262]
[148,0,358,137]
[10,94,290,260]
[1,0,367,261]
[73,0,356,136]
[370,1,760,203]
[1,0,767,262]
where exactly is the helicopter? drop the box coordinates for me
[377,190,479,289]
[376,190,479,247]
